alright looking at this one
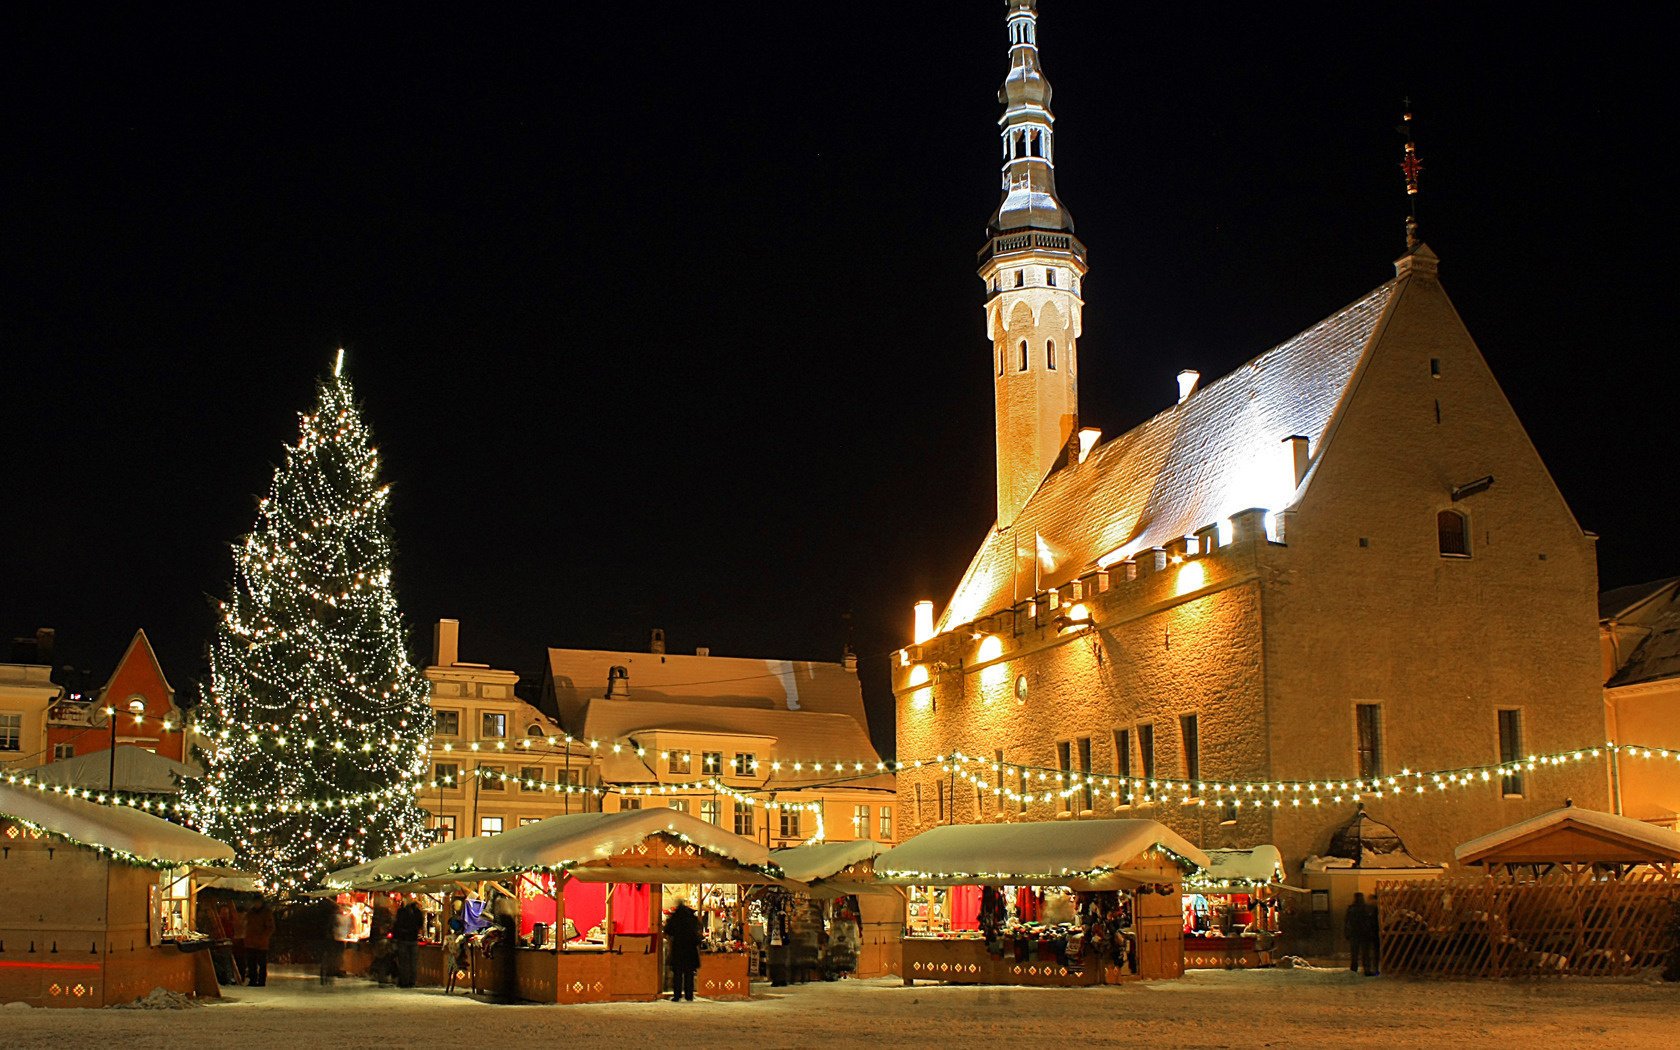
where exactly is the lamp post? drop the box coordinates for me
[105,698,149,793]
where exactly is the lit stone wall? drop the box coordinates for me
[986,259,1082,529]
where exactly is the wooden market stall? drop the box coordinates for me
[772,840,902,979]
[1181,845,1292,969]
[328,808,784,1003]
[1380,804,1680,978]
[874,819,1209,986]
[0,782,235,1007]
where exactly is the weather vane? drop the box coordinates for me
[1399,99,1422,250]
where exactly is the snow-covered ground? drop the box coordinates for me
[3,967,1671,1048]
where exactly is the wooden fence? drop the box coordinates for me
[1377,872,1677,978]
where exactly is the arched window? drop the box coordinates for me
[1018,340,1029,371]
[1046,340,1057,370]
[1438,510,1469,557]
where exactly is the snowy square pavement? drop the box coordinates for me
[2,967,1671,1048]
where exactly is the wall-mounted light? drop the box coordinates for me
[1052,603,1092,634]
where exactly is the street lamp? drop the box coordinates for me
[105,696,148,793]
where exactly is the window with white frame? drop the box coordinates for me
[702,751,723,775]
[668,799,689,815]
[434,710,460,737]
[519,765,543,790]
[433,815,457,841]
[733,802,754,836]
[1,712,24,751]
[701,799,720,825]
[669,750,692,775]
[879,806,893,840]
[780,807,801,839]
[732,752,756,777]
[852,804,871,839]
[435,762,459,787]
[479,816,504,837]
[53,743,75,760]
[480,712,506,739]
[479,764,504,790]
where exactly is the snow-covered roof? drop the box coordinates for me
[30,745,201,794]
[874,819,1210,887]
[1454,805,1680,865]
[772,839,886,884]
[328,809,774,888]
[1196,845,1285,886]
[937,281,1396,630]
[0,782,234,865]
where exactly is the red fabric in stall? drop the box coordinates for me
[614,883,652,935]
[563,879,608,940]
[1014,887,1039,922]
[518,874,556,937]
[950,884,981,931]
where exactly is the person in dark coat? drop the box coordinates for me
[665,901,702,1002]
[393,899,424,988]
[244,901,277,987]
[1344,892,1377,976]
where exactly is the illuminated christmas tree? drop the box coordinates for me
[185,353,433,894]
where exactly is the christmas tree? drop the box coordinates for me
[185,353,434,894]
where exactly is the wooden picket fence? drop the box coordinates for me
[1377,872,1677,978]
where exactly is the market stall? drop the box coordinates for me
[0,782,235,1007]
[1181,845,1291,969]
[772,840,903,979]
[874,819,1209,986]
[327,808,785,1002]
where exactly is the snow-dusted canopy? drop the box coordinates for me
[773,840,886,884]
[0,782,234,865]
[1454,805,1680,866]
[30,746,201,795]
[326,809,776,888]
[874,819,1210,888]
[1196,845,1285,886]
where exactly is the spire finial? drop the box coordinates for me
[333,347,345,378]
[1399,100,1422,250]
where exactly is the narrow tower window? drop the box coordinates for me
[997,347,1004,377]
[1014,270,1024,288]
[1046,340,1056,370]
[1018,340,1029,372]
[1438,509,1469,557]
[1045,269,1056,287]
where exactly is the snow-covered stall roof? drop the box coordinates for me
[1192,846,1285,887]
[773,840,886,884]
[29,745,201,795]
[1454,805,1680,866]
[874,819,1210,888]
[328,809,776,888]
[0,781,234,866]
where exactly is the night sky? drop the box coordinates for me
[5,4,1671,756]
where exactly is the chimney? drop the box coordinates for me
[695,646,710,657]
[650,628,666,655]
[606,665,630,699]
[1077,427,1102,464]
[1176,370,1200,403]
[1283,435,1310,487]
[433,619,460,667]
[842,646,858,674]
[913,600,935,644]
[34,628,55,666]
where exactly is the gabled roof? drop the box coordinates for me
[1599,577,1679,621]
[100,628,175,703]
[31,745,201,794]
[1604,579,1680,688]
[939,280,1397,628]
[1454,805,1680,866]
[772,839,887,883]
[874,817,1210,886]
[0,782,233,865]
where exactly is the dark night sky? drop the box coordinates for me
[4,3,1672,757]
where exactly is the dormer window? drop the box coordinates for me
[1438,509,1470,557]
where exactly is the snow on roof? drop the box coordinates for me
[548,649,870,724]
[1197,845,1285,886]
[0,781,234,865]
[329,809,773,887]
[30,745,201,794]
[772,840,886,884]
[938,281,1395,630]
[1454,805,1680,864]
[875,819,1210,886]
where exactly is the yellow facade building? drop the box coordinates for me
[893,0,1608,875]
[1601,578,1680,827]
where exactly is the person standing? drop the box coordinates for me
[393,898,423,988]
[1344,892,1376,976]
[321,901,352,985]
[1361,892,1382,977]
[244,901,276,987]
[665,899,702,1002]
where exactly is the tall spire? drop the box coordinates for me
[978,0,1089,532]
[1399,100,1423,250]
[990,0,1074,235]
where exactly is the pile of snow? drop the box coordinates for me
[112,988,201,1010]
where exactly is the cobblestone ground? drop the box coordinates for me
[2,967,1672,1048]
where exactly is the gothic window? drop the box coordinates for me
[1438,509,1470,557]
[1018,340,1029,372]
[1046,340,1056,370]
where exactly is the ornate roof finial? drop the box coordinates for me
[1399,100,1422,250]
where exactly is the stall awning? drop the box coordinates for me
[1454,805,1680,867]
[0,782,234,866]
[874,818,1210,889]
[1192,845,1286,888]
[772,840,894,897]
[327,808,780,889]
[29,746,201,795]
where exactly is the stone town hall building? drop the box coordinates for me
[892,0,1606,872]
